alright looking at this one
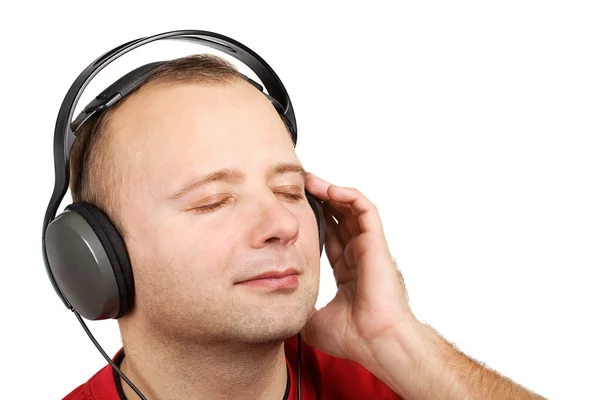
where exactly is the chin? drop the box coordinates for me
[231,303,311,345]
[238,323,303,345]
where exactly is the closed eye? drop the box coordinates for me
[192,192,304,213]
[192,198,231,213]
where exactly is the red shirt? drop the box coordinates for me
[64,337,403,399]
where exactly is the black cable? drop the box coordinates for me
[74,311,147,399]
[75,310,303,400]
[297,332,302,400]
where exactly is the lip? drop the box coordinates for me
[237,274,299,290]
[237,268,300,283]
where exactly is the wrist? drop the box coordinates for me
[364,319,468,400]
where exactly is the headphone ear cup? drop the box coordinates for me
[44,202,134,320]
[305,191,325,256]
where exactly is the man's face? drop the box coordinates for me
[111,79,321,343]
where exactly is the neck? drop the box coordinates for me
[118,324,290,400]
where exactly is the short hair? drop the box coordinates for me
[69,54,246,237]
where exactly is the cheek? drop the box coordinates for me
[130,216,237,287]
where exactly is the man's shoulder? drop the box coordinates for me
[62,357,120,400]
[63,383,91,400]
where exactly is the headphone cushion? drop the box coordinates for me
[65,202,134,318]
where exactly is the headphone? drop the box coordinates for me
[41,29,326,400]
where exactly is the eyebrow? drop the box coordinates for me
[167,162,307,200]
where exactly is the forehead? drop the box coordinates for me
[107,80,298,193]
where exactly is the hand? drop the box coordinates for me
[301,172,419,366]
[301,174,547,400]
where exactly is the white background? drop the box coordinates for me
[1,1,598,399]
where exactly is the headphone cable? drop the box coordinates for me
[297,332,302,400]
[74,311,147,399]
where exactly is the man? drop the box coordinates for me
[64,54,545,399]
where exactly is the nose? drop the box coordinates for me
[249,195,300,250]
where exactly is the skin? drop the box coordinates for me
[105,76,545,400]
[111,79,320,399]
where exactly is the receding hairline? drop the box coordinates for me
[94,76,251,184]
[97,74,254,165]
[69,54,249,237]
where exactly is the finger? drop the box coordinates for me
[321,199,348,221]
[322,206,357,285]
[322,202,353,244]
[308,175,360,238]
[329,237,355,285]
[324,186,384,235]
[306,173,383,234]
[343,235,358,268]
[305,173,335,201]
[323,200,360,238]
[333,256,357,287]
[322,205,344,267]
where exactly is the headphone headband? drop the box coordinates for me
[42,30,298,309]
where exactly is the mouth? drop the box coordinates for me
[235,268,300,291]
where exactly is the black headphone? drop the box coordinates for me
[41,29,325,400]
